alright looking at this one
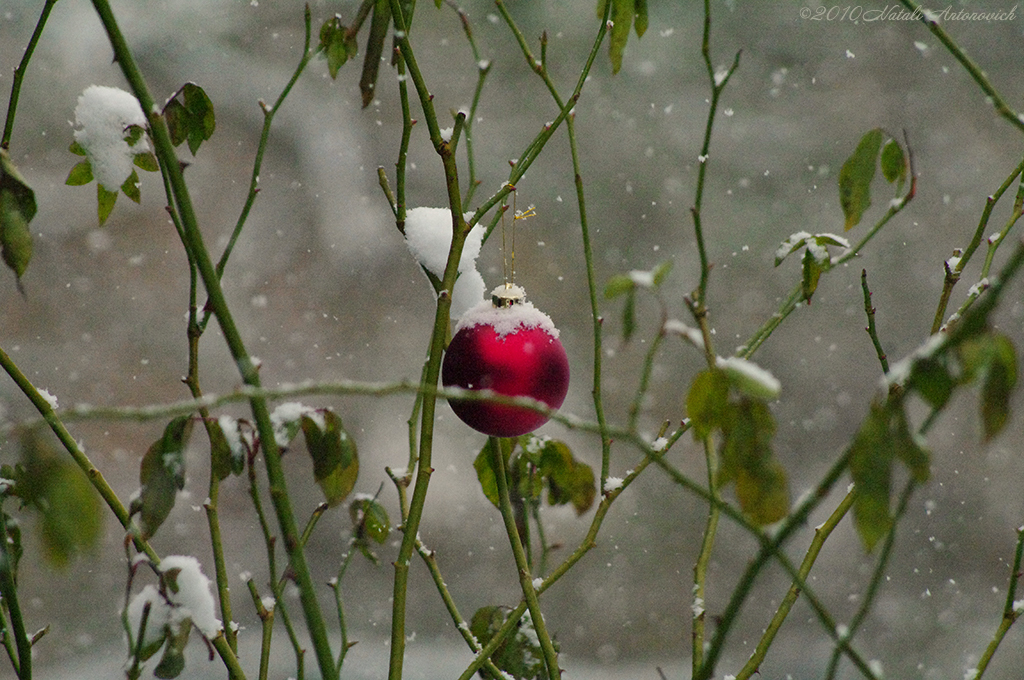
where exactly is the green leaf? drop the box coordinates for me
[301,410,358,506]
[621,287,637,343]
[164,83,215,155]
[634,0,649,37]
[65,160,94,186]
[980,334,1017,441]
[207,420,233,482]
[892,405,930,483]
[270,403,309,448]
[848,401,894,551]
[153,622,190,679]
[97,183,118,225]
[134,151,159,173]
[801,249,822,303]
[359,0,392,108]
[735,457,789,525]
[880,138,906,189]
[68,140,87,156]
[686,369,730,440]
[651,259,673,286]
[717,398,777,497]
[0,151,37,282]
[137,416,193,540]
[538,439,596,515]
[15,430,104,568]
[774,232,811,266]
[605,0,636,74]
[0,192,33,281]
[121,169,142,204]
[907,356,954,410]
[603,274,634,298]
[838,128,883,231]
[320,16,358,79]
[474,440,511,509]
[350,496,390,544]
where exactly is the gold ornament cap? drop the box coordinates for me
[491,283,526,308]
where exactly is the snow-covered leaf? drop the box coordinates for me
[717,356,781,401]
[774,231,812,266]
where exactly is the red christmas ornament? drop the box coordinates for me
[442,284,569,437]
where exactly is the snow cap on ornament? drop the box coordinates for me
[442,283,569,437]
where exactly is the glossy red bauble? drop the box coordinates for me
[442,290,569,437]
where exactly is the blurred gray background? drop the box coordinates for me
[2,0,1024,678]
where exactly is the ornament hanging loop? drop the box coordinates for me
[499,184,536,294]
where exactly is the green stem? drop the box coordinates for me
[246,579,274,680]
[210,632,247,680]
[929,156,1024,333]
[824,479,916,680]
[86,2,337,676]
[973,526,1024,678]
[489,438,560,680]
[200,5,318,332]
[247,456,305,679]
[691,437,720,675]
[736,488,855,679]
[0,514,29,680]
[384,2,472,678]
[567,112,614,484]
[899,0,1024,134]
[413,538,507,678]
[495,0,614,481]
[1,0,59,150]
[860,269,889,373]
[692,0,740,314]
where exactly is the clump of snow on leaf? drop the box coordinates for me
[127,584,171,650]
[404,206,485,318]
[716,356,781,400]
[160,555,222,637]
[73,85,148,190]
[127,555,221,644]
[404,207,481,276]
[455,285,559,338]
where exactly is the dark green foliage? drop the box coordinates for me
[597,0,648,74]
[301,410,359,506]
[470,605,556,680]
[320,15,359,79]
[838,128,883,231]
[475,437,596,516]
[0,150,36,282]
[360,0,392,108]
[134,416,193,540]
[6,429,103,568]
[687,369,790,525]
[164,83,215,156]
